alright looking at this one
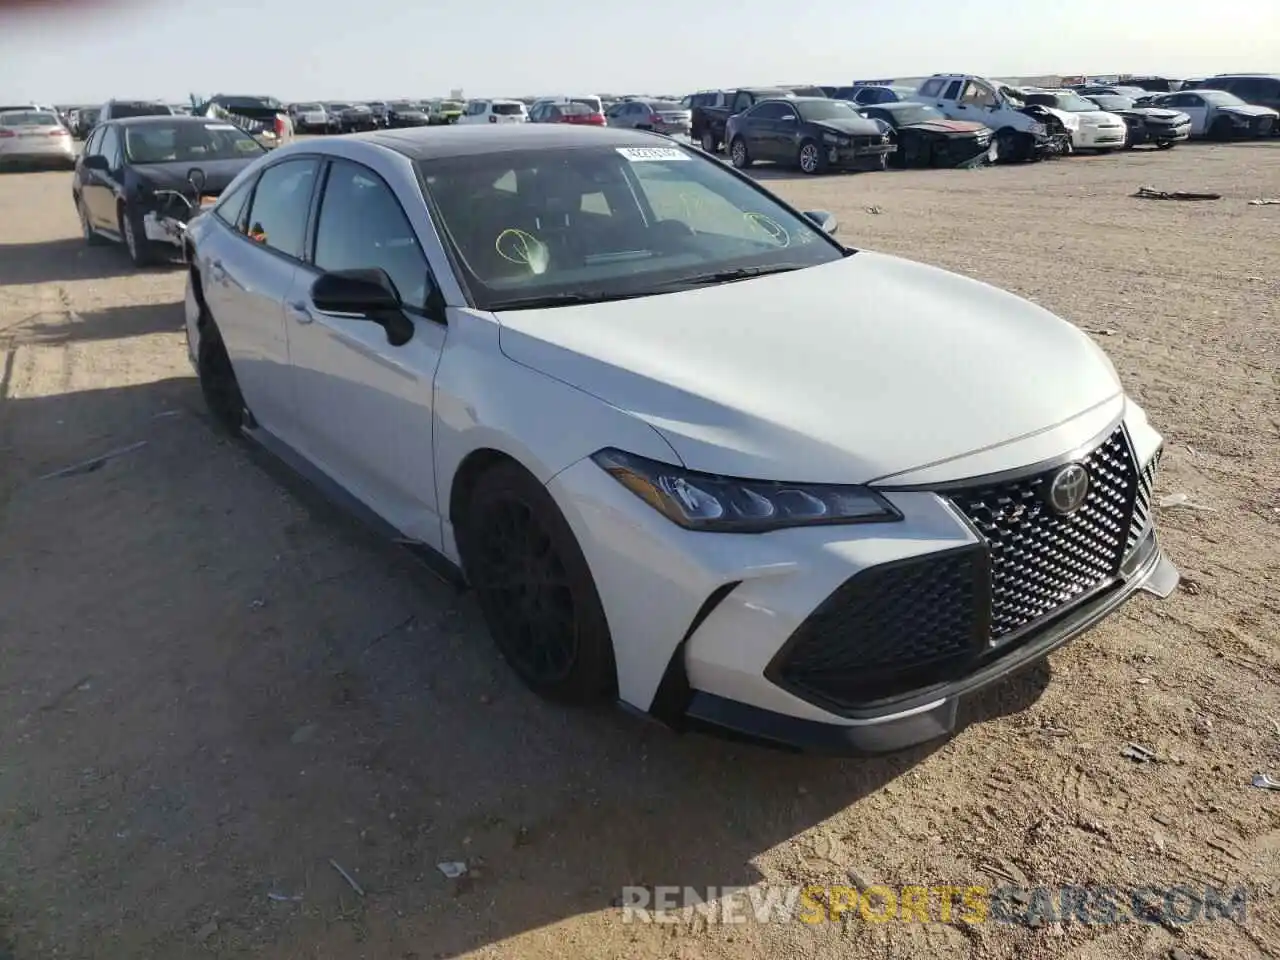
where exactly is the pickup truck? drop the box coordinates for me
[689,87,793,153]
[911,74,1074,160]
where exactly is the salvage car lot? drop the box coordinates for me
[1,143,1278,959]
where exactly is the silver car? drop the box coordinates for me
[0,109,77,169]
[607,99,691,136]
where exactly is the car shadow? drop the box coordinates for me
[6,300,186,346]
[0,237,182,286]
[0,376,1053,958]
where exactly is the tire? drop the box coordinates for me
[1156,141,1175,150]
[1209,117,1234,141]
[77,195,107,246]
[700,130,718,153]
[728,137,752,169]
[118,202,155,266]
[995,127,1020,163]
[797,139,825,174]
[196,310,248,435]
[457,461,617,705]
[864,152,889,172]
[1096,147,1115,154]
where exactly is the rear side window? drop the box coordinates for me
[919,79,945,98]
[243,158,319,258]
[214,175,255,229]
[492,102,523,115]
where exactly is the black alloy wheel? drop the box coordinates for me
[458,462,616,704]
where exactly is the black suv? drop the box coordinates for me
[1193,75,1280,122]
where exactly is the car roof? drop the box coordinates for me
[103,115,231,127]
[358,124,684,160]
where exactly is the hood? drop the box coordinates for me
[1074,109,1124,125]
[905,118,989,136]
[132,157,259,194]
[495,252,1121,484]
[1036,106,1081,130]
[812,117,883,136]
[1219,104,1277,117]
[1125,107,1189,121]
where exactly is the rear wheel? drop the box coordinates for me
[196,309,248,434]
[457,461,617,704]
[797,139,825,174]
[700,130,719,153]
[728,137,751,169]
[995,127,1020,162]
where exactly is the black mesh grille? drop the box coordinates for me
[1126,447,1161,557]
[770,548,984,706]
[948,427,1138,641]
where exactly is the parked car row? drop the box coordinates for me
[287,98,466,133]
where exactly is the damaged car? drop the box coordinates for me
[913,74,1073,161]
[1018,90,1129,152]
[193,94,294,149]
[725,97,894,173]
[1082,94,1191,149]
[72,115,266,266]
[858,102,996,167]
[1147,90,1278,139]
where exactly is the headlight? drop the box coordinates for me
[880,132,891,143]
[1030,122,1047,136]
[591,449,901,532]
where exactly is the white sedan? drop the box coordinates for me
[1021,90,1129,150]
[0,109,77,169]
[182,125,1178,754]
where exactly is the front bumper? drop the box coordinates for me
[548,400,1176,756]
[825,141,896,168]
[1072,125,1128,148]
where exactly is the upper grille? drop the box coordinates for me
[948,427,1140,641]
[1126,447,1161,557]
[770,547,984,706]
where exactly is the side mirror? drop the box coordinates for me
[187,167,206,194]
[804,210,838,235]
[82,154,109,171]
[311,268,414,346]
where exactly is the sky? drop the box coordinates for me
[1,0,1276,105]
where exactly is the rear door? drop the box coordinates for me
[284,157,447,544]
[202,157,320,442]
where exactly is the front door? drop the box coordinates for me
[202,156,320,441]
[85,124,123,229]
[285,157,446,547]
[1176,95,1210,135]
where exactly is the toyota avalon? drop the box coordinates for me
[181,125,1178,754]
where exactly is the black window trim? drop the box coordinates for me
[228,153,324,264]
[307,156,445,326]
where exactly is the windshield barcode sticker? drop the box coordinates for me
[616,146,689,162]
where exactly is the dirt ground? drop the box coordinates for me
[1,142,1277,960]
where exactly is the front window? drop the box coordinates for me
[492,102,524,115]
[419,144,844,310]
[123,121,266,164]
[795,100,863,122]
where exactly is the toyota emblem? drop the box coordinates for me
[1047,463,1090,515]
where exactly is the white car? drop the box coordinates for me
[457,99,528,124]
[291,102,329,134]
[1148,90,1278,139]
[0,108,76,169]
[182,125,1178,754]
[1020,90,1128,150]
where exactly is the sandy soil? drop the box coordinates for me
[0,142,1277,960]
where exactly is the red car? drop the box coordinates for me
[530,101,605,126]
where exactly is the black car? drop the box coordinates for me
[858,102,995,167]
[336,103,378,132]
[71,115,267,266]
[366,101,390,127]
[384,100,430,127]
[724,97,893,174]
[1082,95,1191,149]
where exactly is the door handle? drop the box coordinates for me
[286,300,314,324]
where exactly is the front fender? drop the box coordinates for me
[433,309,681,563]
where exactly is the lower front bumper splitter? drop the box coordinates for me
[681,537,1179,756]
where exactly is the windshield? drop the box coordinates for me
[1199,90,1246,106]
[796,100,863,121]
[1027,93,1099,112]
[649,100,683,112]
[441,100,463,110]
[418,145,843,310]
[788,86,826,98]
[388,101,417,110]
[123,121,266,164]
[295,103,322,111]
[1089,95,1133,110]
[1,111,58,126]
[328,103,351,111]
[492,102,524,115]
[111,102,173,119]
[887,104,947,124]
